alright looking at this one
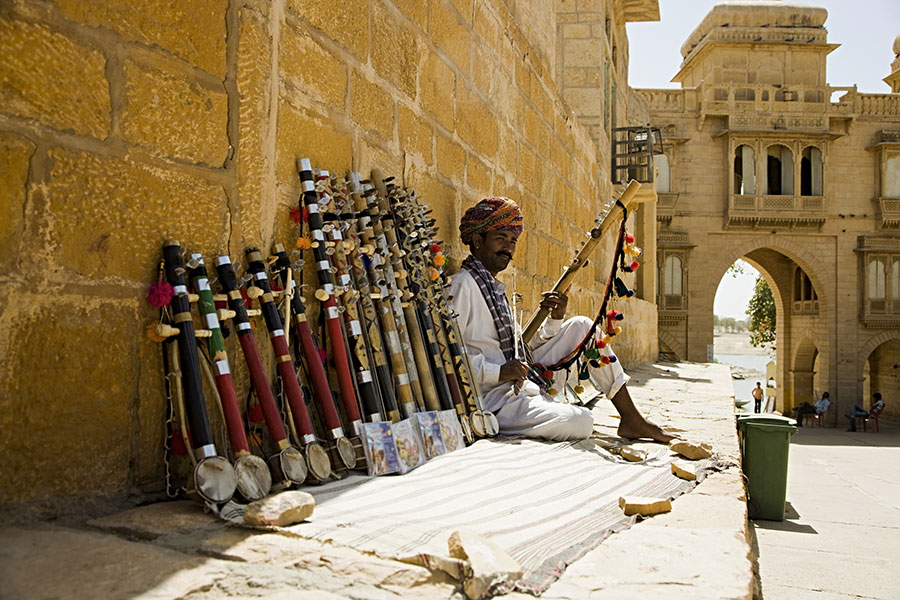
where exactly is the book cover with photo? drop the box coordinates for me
[413,411,446,459]
[392,419,426,474]
[362,421,401,476]
[437,409,465,453]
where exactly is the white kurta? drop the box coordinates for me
[449,268,629,441]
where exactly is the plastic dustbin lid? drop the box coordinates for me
[737,414,797,431]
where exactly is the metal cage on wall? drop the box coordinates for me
[612,126,664,184]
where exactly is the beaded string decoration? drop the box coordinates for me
[533,200,641,394]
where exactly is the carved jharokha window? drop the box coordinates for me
[866,255,900,314]
[765,144,794,195]
[792,267,818,313]
[800,146,823,196]
[660,253,684,311]
[733,145,756,195]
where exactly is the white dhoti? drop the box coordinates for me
[450,267,630,442]
[483,317,630,441]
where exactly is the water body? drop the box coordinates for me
[716,353,774,407]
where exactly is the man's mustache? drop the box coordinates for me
[497,251,512,260]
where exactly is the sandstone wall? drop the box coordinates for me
[0,0,657,505]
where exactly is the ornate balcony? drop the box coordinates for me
[873,197,900,229]
[727,194,825,229]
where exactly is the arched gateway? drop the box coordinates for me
[640,2,900,418]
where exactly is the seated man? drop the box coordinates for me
[450,197,673,443]
[793,391,830,427]
[846,392,884,432]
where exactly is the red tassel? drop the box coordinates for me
[247,401,264,424]
[147,282,175,307]
[240,288,253,308]
[624,233,635,244]
[430,244,441,253]
[289,207,303,223]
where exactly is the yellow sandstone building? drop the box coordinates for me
[638,2,900,423]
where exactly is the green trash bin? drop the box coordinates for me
[737,414,797,521]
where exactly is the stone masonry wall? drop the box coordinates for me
[0,0,655,505]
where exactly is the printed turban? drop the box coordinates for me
[459,197,523,245]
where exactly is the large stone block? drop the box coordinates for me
[0,19,109,139]
[53,0,227,77]
[372,1,420,101]
[237,6,274,247]
[436,134,465,181]
[0,296,137,503]
[466,153,492,196]
[456,85,499,159]
[392,0,428,29]
[41,148,228,282]
[562,37,605,69]
[430,0,471,74]
[280,21,348,108]
[474,3,500,51]
[276,100,352,185]
[398,105,433,165]
[122,60,228,167]
[420,53,456,131]
[351,72,394,140]
[289,0,368,61]
[0,133,35,275]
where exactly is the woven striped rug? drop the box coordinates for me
[284,437,719,596]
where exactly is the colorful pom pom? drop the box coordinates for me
[595,339,607,349]
[147,282,175,307]
[289,207,303,223]
[601,356,611,365]
[247,402,264,424]
[433,253,446,267]
[146,322,166,342]
[430,244,441,253]
[574,385,585,394]
[429,268,440,281]
[609,355,618,363]
[296,237,312,250]
[624,233,635,244]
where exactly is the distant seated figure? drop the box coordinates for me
[793,392,829,428]
[846,393,885,432]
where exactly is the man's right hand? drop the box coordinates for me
[499,359,530,383]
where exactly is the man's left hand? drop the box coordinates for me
[540,291,568,320]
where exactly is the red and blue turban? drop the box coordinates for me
[459,197,523,245]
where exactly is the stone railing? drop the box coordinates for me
[636,89,685,113]
[728,193,825,226]
[700,84,858,116]
[872,197,900,228]
[858,94,900,117]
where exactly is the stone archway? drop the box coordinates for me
[859,332,900,422]
[691,235,835,413]
[791,336,819,412]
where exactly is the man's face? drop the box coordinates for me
[472,230,519,275]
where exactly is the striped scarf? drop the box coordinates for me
[461,254,521,362]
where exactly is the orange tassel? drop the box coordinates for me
[296,237,312,250]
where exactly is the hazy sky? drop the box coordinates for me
[627,1,898,318]
[626,0,900,93]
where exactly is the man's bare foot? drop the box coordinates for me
[609,386,677,443]
[617,417,676,444]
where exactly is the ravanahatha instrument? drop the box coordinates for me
[162,241,237,504]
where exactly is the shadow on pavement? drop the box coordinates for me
[790,422,900,448]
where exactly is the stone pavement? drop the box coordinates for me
[0,362,755,599]
[752,419,900,600]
